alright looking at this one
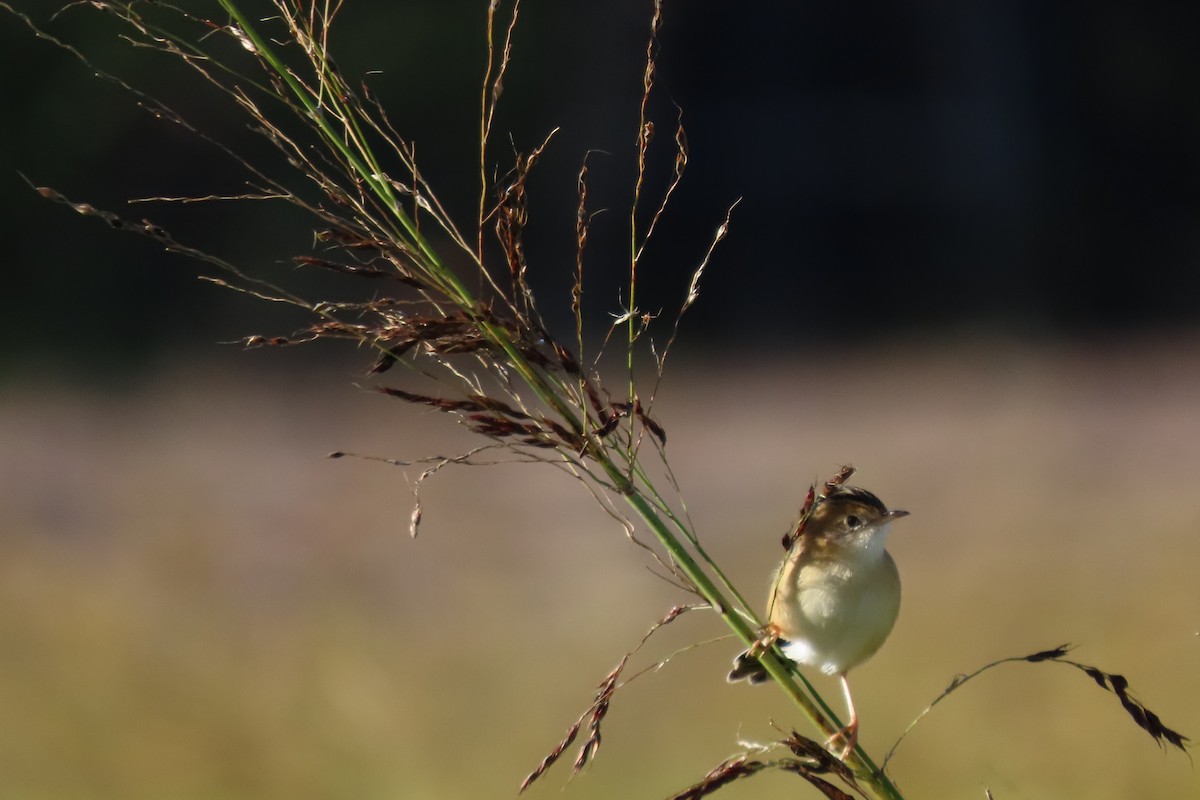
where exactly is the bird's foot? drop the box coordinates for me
[727,624,787,684]
[747,622,782,658]
[824,721,859,761]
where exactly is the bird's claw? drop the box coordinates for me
[824,722,859,761]
[747,623,782,658]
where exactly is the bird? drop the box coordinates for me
[727,483,908,759]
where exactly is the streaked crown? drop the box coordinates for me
[798,485,906,543]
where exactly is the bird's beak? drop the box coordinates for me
[887,509,910,520]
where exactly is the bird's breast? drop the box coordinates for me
[768,551,901,674]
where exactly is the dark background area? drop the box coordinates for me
[3,1,1200,372]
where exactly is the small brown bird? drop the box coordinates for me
[728,484,907,759]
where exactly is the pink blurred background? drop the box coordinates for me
[3,335,1198,798]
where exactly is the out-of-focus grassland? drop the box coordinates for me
[2,336,1198,799]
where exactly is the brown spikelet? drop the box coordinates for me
[572,604,699,774]
[635,402,667,446]
[471,395,535,420]
[594,412,620,439]
[375,386,482,412]
[592,399,667,445]
[777,763,856,800]
[782,464,853,550]
[1023,644,1073,663]
[572,151,592,330]
[292,254,404,281]
[883,643,1190,772]
[552,340,582,376]
[1015,645,1189,752]
[1082,665,1109,690]
[571,656,626,773]
[582,378,607,418]
[540,417,579,447]
[781,730,858,785]
[783,483,818,549]
[1072,665,1190,752]
[670,729,865,800]
[669,757,768,800]
[518,721,580,793]
[366,347,400,375]
[313,228,389,250]
[823,464,855,497]
[520,605,697,792]
[374,384,589,451]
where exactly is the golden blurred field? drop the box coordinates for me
[2,335,1198,799]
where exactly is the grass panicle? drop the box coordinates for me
[882,644,1190,772]
[520,603,701,792]
[670,731,864,800]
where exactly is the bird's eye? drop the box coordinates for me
[845,515,861,528]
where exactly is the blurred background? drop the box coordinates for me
[2,1,1199,798]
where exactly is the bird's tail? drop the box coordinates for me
[726,650,772,684]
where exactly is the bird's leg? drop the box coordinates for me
[824,672,859,760]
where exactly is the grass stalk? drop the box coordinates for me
[12,2,908,796]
